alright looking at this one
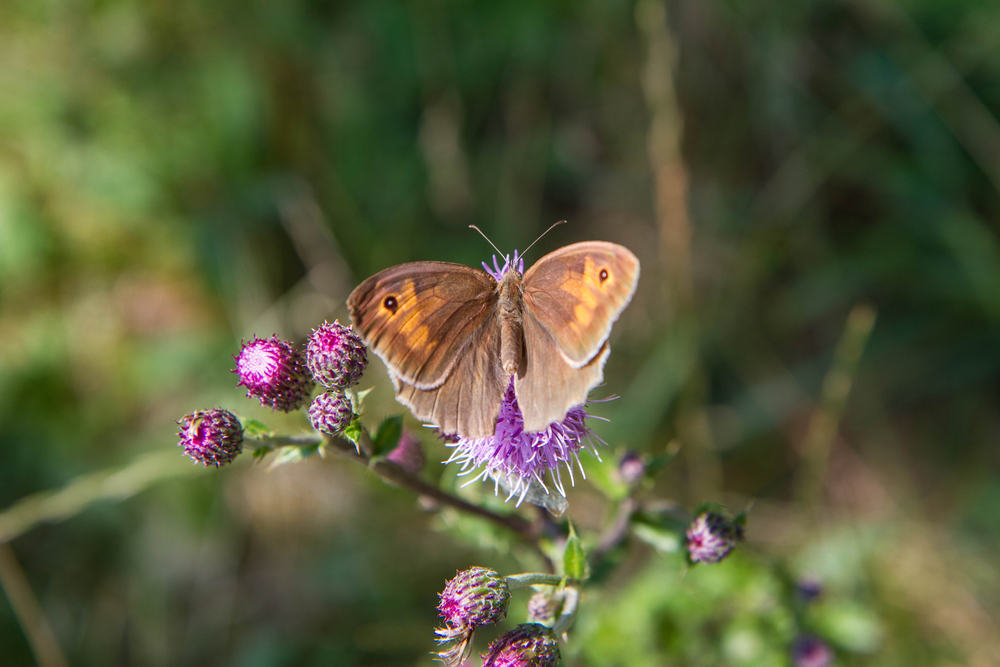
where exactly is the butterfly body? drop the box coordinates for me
[347,241,639,439]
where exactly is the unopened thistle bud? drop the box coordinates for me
[306,320,368,390]
[526,591,562,625]
[482,623,560,667]
[386,430,425,474]
[686,511,742,564]
[308,392,354,436]
[177,409,243,467]
[792,636,833,667]
[617,451,646,485]
[435,567,511,666]
[234,335,313,412]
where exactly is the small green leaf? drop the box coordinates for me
[631,522,683,553]
[251,448,268,463]
[241,418,272,439]
[342,418,363,447]
[563,523,589,581]
[372,415,403,456]
[268,444,319,469]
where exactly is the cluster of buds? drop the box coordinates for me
[685,510,744,564]
[177,321,368,467]
[305,321,367,437]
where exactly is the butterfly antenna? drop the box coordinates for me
[468,225,505,258]
[520,220,567,258]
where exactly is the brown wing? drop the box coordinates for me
[391,320,508,438]
[348,261,497,389]
[514,307,610,433]
[515,241,638,431]
[522,241,639,368]
[347,261,507,438]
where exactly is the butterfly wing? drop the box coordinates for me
[347,261,507,437]
[516,241,639,432]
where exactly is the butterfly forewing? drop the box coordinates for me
[348,262,498,390]
[522,242,639,367]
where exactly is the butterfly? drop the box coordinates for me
[347,241,639,439]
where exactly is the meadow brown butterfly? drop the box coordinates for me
[347,239,639,439]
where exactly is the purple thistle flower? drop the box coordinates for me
[308,392,355,436]
[793,636,833,667]
[306,320,368,390]
[435,567,511,666]
[177,409,243,467]
[481,624,560,667]
[386,429,425,474]
[233,335,313,412]
[482,251,525,281]
[445,378,604,506]
[686,511,742,564]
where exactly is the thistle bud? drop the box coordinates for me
[177,409,243,467]
[435,567,511,666]
[482,624,560,667]
[233,335,313,412]
[308,392,354,436]
[685,511,742,564]
[793,636,833,667]
[437,567,510,635]
[386,430,425,474]
[306,320,368,390]
[526,591,562,625]
[617,451,646,485]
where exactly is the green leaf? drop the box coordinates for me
[241,418,272,439]
[342,418,363,448]
[563,523,589,581]
[267,444,319,469]
[371,415,403,456]
[631,522,683,553]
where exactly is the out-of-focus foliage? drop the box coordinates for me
[2,0,1000,665]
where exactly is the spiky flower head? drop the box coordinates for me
[434,567,510,665]
[526,591,562,625]
[481,624,560,667]
[308,392,354,436]
[233,335,313,412]
[686,511,742,564]
[386,430,425,474]
[177,409,243,467]
[437,567,510,636]
[792,636,833,667]
[446,378,603,506]
[306,320,368,390]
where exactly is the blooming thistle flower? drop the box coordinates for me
[306,320,368,390]
[445,377,604,507]
[481,623,560,667]
[233,335,313,412]
[435,567,511,666]
[308,392,355,436]
[792,636,833,667]
[177,409,243,467]
[686,511,743,564]
[386,429,425,474]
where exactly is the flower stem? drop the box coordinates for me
[552,586,580,637]
[504,573,566,590]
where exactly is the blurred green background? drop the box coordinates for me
[2,0,1000,665]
